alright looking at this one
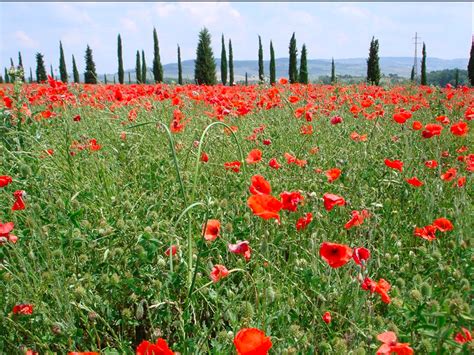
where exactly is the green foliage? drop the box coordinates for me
[0,75,3,84]
[228,39,234,86]
[468,39,474,86]
[298,44,308,84]
[427,68,468,87]
[258,35,264,83]
[4,68,9,83]
[331,58,336,83]
[118,34,124,84]
[141,50,147,84]
[152,28,164,83]
[178,45,183,85]
[136,50,142,84]
[35,53,47,83]
[245,71,248,85]
[194,27,217,85]
[84,45,97,84]
[367,36,381,85]
[221,35,227,85]
[288,33,298,83]
[72,55,80,84]
[421,43,427,85]
[269,41,276,85]
[50,64,54,79]
[17,52,25,82]
[29,68,33,83]
[410,66,415,82]
[59,41,68,83]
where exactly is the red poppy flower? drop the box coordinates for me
[412,121,422,130]
[441,168,457,181]
[234,328,272,355]
[432,217,453,232]
[325,168,341,183]
[289,95,300,103]
[247,194,282,221]
[322,311,331,324]
[203,219,221,241]
[88,139,102,151]
[268,158,281,169]
[384,159,403,172]
[0,175,13,187]
[296,212,313,231]
[228,240,252,261]
[414,225,437,241]
[424,160,438,169]
[330,116,343,125]
[0,221,17,244]
[280,191,304,212]
[68,352,99,355]
[224,161,242,173]
[262,139,272,146]
[362,278,391,304]
[457,176,466,187]
[200,152,209,163]
[300,124,313,135]
[3,96,13,109]
[405,177,424,187]
[210,264,229,283]
[393,111,412,124]
[165,245,178,257]
[246,149,262,164]
[73,115,81,122]
[249,175,271,195]
[12,190,26,211]
[323,193,346,211]
[344,210,370,229]
[12,304,33,315]
[376,331,413,355]
[454,328,472,344]
[136,338,173,355]
[279,78,288,84]
[319,242,353,268]
[284,152,296,164]
[352,247,370,266]
[350,132,367,142]
[436,115,450,124]
[422,123,443,138]
[450,122,469,136]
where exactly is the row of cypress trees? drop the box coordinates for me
[4,30,473,86]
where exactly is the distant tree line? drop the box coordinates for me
[3,29,474,87]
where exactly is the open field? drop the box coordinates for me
[0,79,473,354]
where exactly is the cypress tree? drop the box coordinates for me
[0,75,3,84]
[117,34,124,84]
[331,58,336,83]
[420,42,427,85]
[104,74,107,84]
[72,55,80,83]
[298,44,308,84]
[289,33,298,83]
[10,58,14,67]
[84,45,98,84]
[269,40,276,85]
[454,69,459,87]
[4,68,9,83]
[410,65,415,82]
[141,50,147,83]
[152,28,163,83]
[258,35,264,82]
[220,34,227,85]
[366,37,380,85]
[29,68,33,83]
[178,45,183,85]
[128,72,131,84]
[113,76,116,84]
[229,39,234,86]
[136,50,142,83]
[35,53,47,82]
[18,52,25,82]
[194,27,217,85]
[50,65,54,79]
[245,72,248,86]
[468,37,474,86]
[59,41,68,82]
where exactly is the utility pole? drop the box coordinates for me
[413,32,422,81]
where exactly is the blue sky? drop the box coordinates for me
[0,2,472,75]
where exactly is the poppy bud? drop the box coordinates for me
[333,338,348,353]
[352,347,366,355]
[319,341,332,353]
[52,323,62,334]
[410,289,422,301]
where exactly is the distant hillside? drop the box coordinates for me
[93,57,468,83]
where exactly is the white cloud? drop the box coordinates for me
[120,18,138,33]
[14,31,39,49]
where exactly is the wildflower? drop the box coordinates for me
[319,242,353,268]
[325,168,341,183]
[228,240,252,261]
[405,177,424,187]
[203,219,221,241]
[136,338,173,355]
[323,193,346,211]
[296,212,313,231]
[246,149,262,164]
[344,210,370,229]
[384,159,403,172]
[249,175,271,195]
[247,194,283,221]
[280,191,304,212]
[210,264,229,283]
[234,328,272,355]
[376,331,413,355]
[454,328,472,344]
[12,304,33,315]
[0,175,13,188]
[12,190,26,211]
[322,311,331,324]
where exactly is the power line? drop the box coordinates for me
[413,32,422,80]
